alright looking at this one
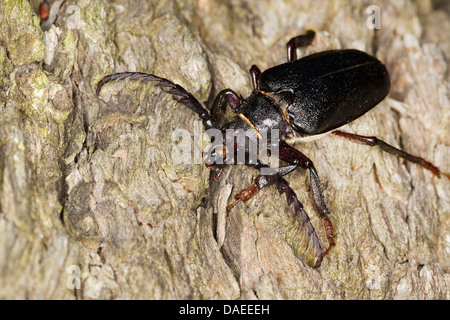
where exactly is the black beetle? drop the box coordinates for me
[96,30,448,268]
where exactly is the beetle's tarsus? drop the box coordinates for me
[226,183,259,211]
[321,215,335,258]
[205,164,223,181]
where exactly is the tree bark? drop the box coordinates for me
[0,0,448,299]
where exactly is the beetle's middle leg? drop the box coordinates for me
[210,89,242,121]
[276,141,336,257]
[332,130,450,179]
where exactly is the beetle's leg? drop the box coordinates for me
[226,162,297,211]
[277,141,336,258]
[332,130,450,179]
[205,163,223,181]
[210,89,242,122]
[227,167,324,268]
[96,72,219,130]
[249,65,261,91]
[226,141,335,260]
[286,30,316,62]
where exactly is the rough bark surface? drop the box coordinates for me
[0,0,449,299]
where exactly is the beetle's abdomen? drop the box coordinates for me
[259,49,390,135]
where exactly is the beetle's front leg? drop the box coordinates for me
[226,161,298,211]
[210,89,242,123]
[332,130,450,179]
[286,30,316,62]
[249,65,261,91]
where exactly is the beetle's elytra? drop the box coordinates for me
[96,30,449,268]
[260,49,390,135]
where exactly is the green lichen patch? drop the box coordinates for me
[0,0,45,65]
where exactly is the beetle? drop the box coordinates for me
[96,30,449,268]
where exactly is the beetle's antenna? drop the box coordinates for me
[96,72,218,129]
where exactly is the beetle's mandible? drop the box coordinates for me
[96,30,449,268]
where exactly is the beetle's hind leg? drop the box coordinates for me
[286,30,316,62]
[332,130,450,179]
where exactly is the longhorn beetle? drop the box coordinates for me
[96,30,449,268]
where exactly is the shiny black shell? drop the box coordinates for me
[258,49,391,135]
